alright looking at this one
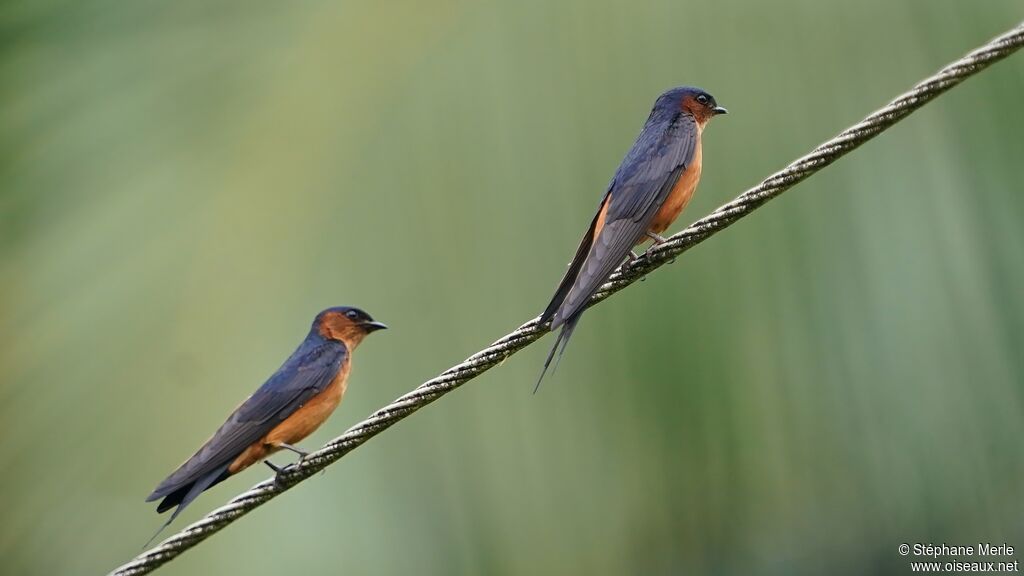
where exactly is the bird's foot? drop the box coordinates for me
[266,459,298,485]
[278,443,309,459]
[644,234,665,255]
[618,251,640,273]
[265,460,288,474]
[643,232,673,261]
[267,443,310,484]
[646,231,668,244]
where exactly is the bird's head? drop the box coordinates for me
[314,306,388,348]
[655,86,727,127]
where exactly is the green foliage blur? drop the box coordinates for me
[2,2,1022,575]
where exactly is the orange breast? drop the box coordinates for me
[592,193,611,242]
[229,361,351,473]
[648,141,702,236]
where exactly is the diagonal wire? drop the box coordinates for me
[108,21,1024,576]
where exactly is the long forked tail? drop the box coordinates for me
[144,463,230,548]
[534,316,580,393]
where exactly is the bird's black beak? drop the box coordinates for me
[712,106,728,116]
[361,321,388,333]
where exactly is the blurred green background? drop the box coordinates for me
[2,2,1023,575]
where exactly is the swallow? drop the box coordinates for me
[145,306,387,543]
[537,86,726,389]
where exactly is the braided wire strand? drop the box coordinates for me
[108,21,1024,576]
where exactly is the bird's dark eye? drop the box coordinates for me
[345,310,360,320]
[696,94,709,105]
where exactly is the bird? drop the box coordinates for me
[145,306,387,544]
[536,86,727,389]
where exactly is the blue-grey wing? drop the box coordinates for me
[553,114,697,325]
[147,338,347,501]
